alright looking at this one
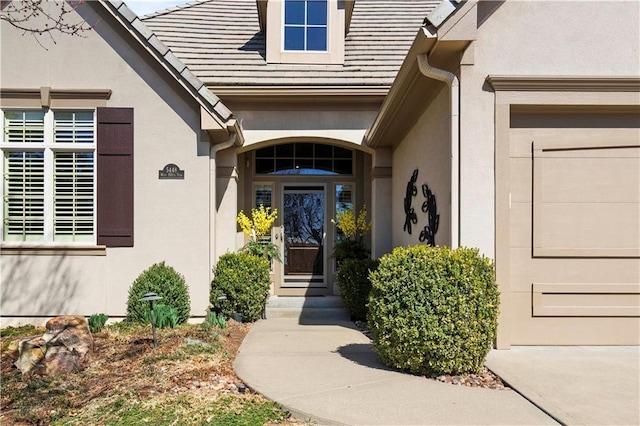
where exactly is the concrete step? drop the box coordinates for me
[265,296,350,320]
[266,296,345,309]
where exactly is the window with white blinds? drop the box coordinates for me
[54,152,94,242]
[54,111,94,144]
[1,109,95,243]
[3,111,45,143]
[3,151,45,241]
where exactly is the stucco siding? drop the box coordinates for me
[234,108,379,149]
[474,1,640,77]
[2,256,107,318]
[458,0,640,256]
[0,3,213,323]
[392,85,451,249]
[457,62,496,256]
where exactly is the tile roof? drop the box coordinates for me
[142,0,439,88]
[101,1,235,125]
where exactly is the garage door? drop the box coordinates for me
[507,111,640,345]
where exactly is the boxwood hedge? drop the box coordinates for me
[126,261,191,325]
[368,245,499,375]
[210,252,270,322]
[337,258,379,321]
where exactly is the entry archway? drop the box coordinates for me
[239,140,371,296]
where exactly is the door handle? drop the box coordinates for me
[274,227,283,240]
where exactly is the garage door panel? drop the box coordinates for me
[536,155,640,203]
[510,128,640,155]
[532,283,640,317]
[534,203,640,256]
[509,293,640,345]
[509,158,532,203]
[509,132,533,157]
[503,110,640,345]
[509,248,640,292]
[509,202,531,248]
[533,145,640,257]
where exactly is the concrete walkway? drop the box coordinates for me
[234,317,561,425]
[486,346,640,426]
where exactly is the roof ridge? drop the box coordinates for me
[139,0,214,20]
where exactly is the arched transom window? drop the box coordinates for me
[255,143,353,175]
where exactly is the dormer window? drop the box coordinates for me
[284,0,328,51]
[265,0,345,65]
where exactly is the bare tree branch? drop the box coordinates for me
[1,0,93,47]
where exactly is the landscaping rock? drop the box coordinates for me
[15,316,93,375]
[14,336,47,375]
[43,315,93,374]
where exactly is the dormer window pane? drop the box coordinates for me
[307,0,327,25]
[307,27,327,51]
[285,0,304,25]
[285,27,305,50]
[284,0,327,52]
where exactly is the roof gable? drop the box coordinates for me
[98,1,237,135]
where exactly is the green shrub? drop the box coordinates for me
[210,252,270,322]
[331,239,371,268]
[88,313,109,333]
[337,258,379,321]
[242,239,281,263]
[126,262,191,325]
[368,245,499,375]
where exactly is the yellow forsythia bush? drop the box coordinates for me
[237,205,278,239]
[332,205,371,240]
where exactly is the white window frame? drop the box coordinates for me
[282,0,329,53]
[333,181,355,272]
[0,108,97,245]
[253,182,275,210]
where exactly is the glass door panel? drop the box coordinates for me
[282,186,325,287]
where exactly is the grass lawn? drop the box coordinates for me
[1,321,302,425]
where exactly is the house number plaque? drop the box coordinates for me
[159,163,184,179]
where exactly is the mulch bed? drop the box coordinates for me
[354,320,509,390]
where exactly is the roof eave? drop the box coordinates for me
[364,27,438,148]
[364,0,476,148]
[210,85,388,106]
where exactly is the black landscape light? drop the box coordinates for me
[139,292,163,348]
[216,295,227,316]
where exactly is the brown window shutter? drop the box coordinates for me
[97,107,134,247]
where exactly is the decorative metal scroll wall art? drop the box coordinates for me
[403,169,439,246]
[419,184,439,246]
[403,169,419,234]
